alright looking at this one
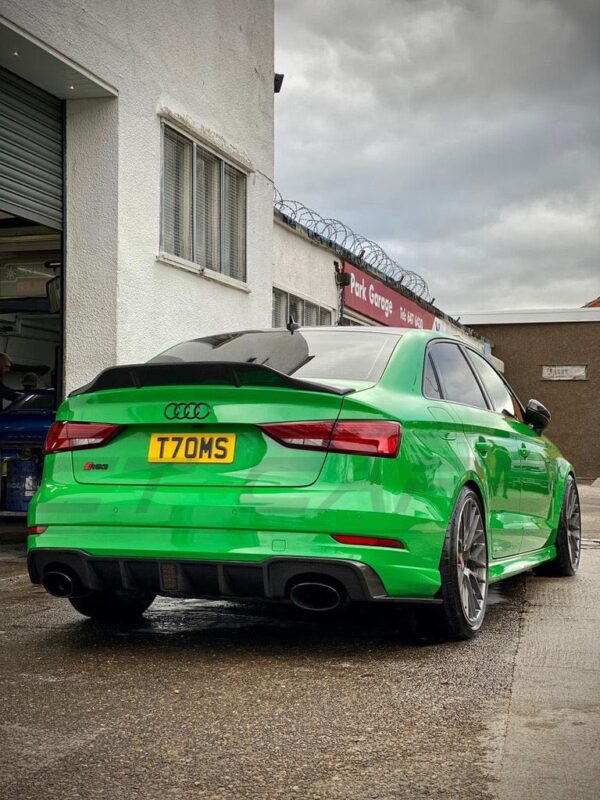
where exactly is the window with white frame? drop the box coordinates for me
[272,288,333,327]
[161,125,247,281]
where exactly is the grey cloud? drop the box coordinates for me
[275,0,600,310]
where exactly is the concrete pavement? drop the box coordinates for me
[0,488,598,800]
[496,484,600,800]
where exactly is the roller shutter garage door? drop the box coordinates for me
[0,66,63,230]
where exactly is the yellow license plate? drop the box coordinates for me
[148,433,236,463]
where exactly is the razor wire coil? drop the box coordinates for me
[274,189,431,302]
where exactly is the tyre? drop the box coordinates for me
[418,486,488,640]
[69,589,156,621]
[537,475,581,577]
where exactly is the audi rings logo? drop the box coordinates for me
[164,402,211,420]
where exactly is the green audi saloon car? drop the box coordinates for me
[27,327,581,639]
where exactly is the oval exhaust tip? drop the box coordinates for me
[42,570,75,598]
[289,581,344,612]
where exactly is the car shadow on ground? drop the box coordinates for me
[44,574,526,660]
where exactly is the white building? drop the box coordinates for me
[0,1,274,396]
[272,212,338,327]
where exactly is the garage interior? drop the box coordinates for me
[0,66,63,517]
[0,212,61,515]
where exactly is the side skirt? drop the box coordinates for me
[488,545,556,583]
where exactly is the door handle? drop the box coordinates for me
[475,437,490,456]
[519,444,530,459]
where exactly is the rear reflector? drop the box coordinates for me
[331,534,405,549]
[259,420,401,458]
[28,526,48,535]
[44,421,123,455]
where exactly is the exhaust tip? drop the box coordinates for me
[289,581,345,612]
[42,570,75,598]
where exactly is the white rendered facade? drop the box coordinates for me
[272,217,339,326]
[0,1,274,393]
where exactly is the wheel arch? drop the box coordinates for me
[463,478,486,511]
[547,461,578,544]
[452,470,488,512]
[458,476,490,549]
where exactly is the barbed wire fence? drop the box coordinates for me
[274,189,432,302]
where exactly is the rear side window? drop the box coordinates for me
[423,354,442,399]
[465,350,522,419]
[429,343,488,409]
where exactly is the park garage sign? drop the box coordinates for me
[343,262,435,329]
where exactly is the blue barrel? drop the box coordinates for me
[6,458,41,512]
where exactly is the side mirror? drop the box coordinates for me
[524,399,551,434]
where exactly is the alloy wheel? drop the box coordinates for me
[456,497,487,626]
[566,482,582,570]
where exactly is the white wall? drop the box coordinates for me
[2,0,274,392]
[65,97,119,388]
[273,219,338,316]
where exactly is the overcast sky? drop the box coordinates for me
[274,0,600,312]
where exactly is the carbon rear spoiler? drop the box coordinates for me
[69,361,355,398]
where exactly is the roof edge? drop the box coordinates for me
[456,308,600,325]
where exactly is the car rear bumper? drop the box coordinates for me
[28,547,441,604]
[27,525,444,600]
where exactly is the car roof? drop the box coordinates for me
[270,326,466,342]
[272,326,433,335]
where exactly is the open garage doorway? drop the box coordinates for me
[0,66,64,519]
[0,211,62,516]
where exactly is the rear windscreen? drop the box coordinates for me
[151,330,401,383]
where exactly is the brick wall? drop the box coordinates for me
[471,322,600,479]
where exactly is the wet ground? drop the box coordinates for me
[0,488,598,800]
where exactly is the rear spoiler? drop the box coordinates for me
[69,361,355,398]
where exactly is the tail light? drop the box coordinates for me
[259,420,401,458]
[28,526,48,535]
[44,421,122,455]
[331,534,405,549]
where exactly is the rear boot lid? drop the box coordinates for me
[64,328,401,489]
[67,378,347,488]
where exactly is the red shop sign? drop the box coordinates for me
[343,262,435,329]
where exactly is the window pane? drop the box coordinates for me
[288,294,304,325]
[272,289,287,327]
[423,354,441,399]
[319,307,333,326]
[7,391,56,411]
[222,164,246,281]
[429,343,487,409]
[304,301,319,326]
[195,147,220,271]
[466,350,518,416]
[162,128,192,260]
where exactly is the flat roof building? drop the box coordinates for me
[458,307,600,480]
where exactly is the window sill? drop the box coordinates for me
[156,252,251,294]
